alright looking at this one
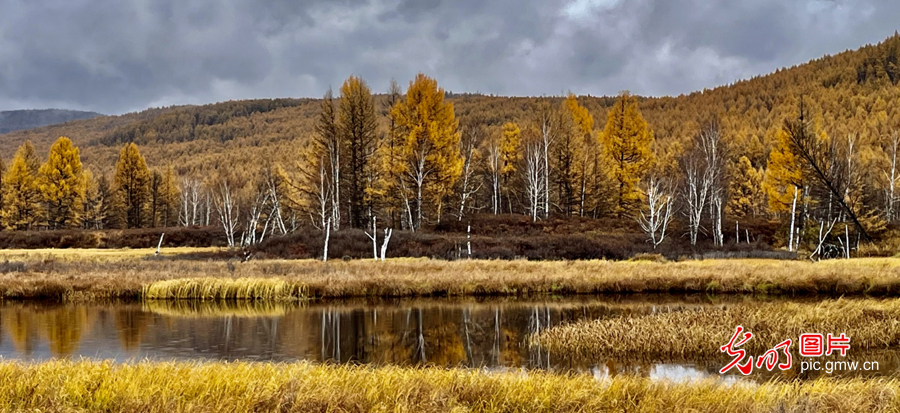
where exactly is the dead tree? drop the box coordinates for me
[782,99,871,242]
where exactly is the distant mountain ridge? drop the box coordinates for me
[0,109,103,134]
[3,33,900,176]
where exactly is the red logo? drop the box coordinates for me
[720,327,851,375]
[719,326,755,375]
[799,333,825,357]
[827,334,850,356]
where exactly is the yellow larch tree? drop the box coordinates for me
[3,141,44,229]
[81,170,107,230]
[38,137,86,229]
[113,143,152,228]
[763,130,804,214]
[159,165,181,227]
[600,92,655,218]
[389,73,462,230]
[727,156,764,217]
[564,94,599,216]
[499,122,521,213]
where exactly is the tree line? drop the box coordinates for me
[280,72,900,258]
[0,139,179,232]
[4,61,900,257]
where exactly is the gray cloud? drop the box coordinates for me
[0,0,896,114]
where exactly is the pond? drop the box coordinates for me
[0,295,896,382]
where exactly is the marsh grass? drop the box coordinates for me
[142,278,308,301]
[0,360,899,412]
[2,256,900,301]
[535,298,900,361]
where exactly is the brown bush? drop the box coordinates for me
[0,226,226,249]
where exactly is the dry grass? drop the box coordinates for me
[535,298,900,361]
[0,360,898,412]
[142,277,308,301]
[1,256,900,301]
[0,247,223,261]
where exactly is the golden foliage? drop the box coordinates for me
[600,92,655,217]
[389,73,463,228]
[113,143,151,228]
[37,137,85,229]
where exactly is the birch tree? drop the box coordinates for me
[638,177,675,249]
[212,178,240,249]
[179,177,202,226]
[523,137,546,221]
[457,122,483,220]
[883,131,900,221]
[681,150,708,246]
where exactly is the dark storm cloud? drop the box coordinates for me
[0,0,897,114]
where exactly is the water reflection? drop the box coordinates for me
[0,296,895,382]
[2,305,93,357]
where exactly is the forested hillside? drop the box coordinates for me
[0,109,102,134]
[2,33,900,257]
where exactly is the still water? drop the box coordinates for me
[0,296,896,381]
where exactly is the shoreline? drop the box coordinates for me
[0,251,898,301]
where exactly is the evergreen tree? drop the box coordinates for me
[159,165,181,227]
[338,75,378,228]
[150,170,162,227]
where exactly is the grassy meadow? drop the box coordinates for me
[0,250,900,300]
[0,250,894,300]
[0,360,898,412]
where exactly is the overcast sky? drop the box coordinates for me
[0,0,897,114]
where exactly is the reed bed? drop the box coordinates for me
[2,256,900,301]
[142,277,308,301]
[535,298,900,361]
[0,360,898,412]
